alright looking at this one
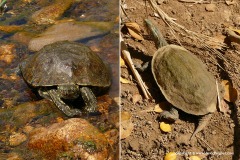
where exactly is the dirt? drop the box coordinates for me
[120,1,240,160]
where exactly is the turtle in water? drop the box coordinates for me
[20,41,111,117]
[145,19,218,140]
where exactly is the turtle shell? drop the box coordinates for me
[20,41,111,88]
[151,45,217,115]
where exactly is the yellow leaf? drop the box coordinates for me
[189,156,201,160]
[164,152,177,160]
[154,104,163,113]
[120,77,131,84]
[120,57,126,67]
[160,122,171,132]
[229,27,240,35]
[125,22,144,41]
[221,80,238,102]
[125,22,141,32]
[154,102,170,113]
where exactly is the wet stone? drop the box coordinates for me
[28,118,111,159]
[9,132,27,147]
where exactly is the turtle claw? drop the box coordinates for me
[79,87,98,113]
[47,89,82,117]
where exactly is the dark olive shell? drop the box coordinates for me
[152,45,217,115]
[20,41,111,88]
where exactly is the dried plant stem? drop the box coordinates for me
[120,35,153,100]
[148,0,230,68]
[178,0,211,3]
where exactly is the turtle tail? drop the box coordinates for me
[190,113,213,140]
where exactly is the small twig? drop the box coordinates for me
[216,80,222,112]
[178,0,211,3]
[148,0,231,69]
[196,134,214,151]
[121,4,131,22]
[120,35,153,100]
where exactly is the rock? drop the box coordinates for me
[0,99,58,131]
[28,21,114,51]
[11,32,35,45]
[9,132,27,146]
[0,44,15,64]
[4,152,23,160]
[28,118,110,160]
[23,125,34,134]
[205,4,216,12]
[30,0,74,24]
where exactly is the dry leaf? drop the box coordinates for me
[132,94,142,104]
[160,122,171,132]
[154,104,163,113]
[120,57,126,67]
[125,22,144,41]
[164,152,177,160]
[120,77,131,84]
[189,156,201,160]
[120,112,134,139]
[221,80,238,102]
[154,101,170,112]
[229,28,240,35]
[205,35,226,49]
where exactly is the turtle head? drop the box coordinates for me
[57,85,80,99]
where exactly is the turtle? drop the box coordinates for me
[145,19,218,140]
[20,41,111,117]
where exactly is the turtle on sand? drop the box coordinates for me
[145,19,219,140]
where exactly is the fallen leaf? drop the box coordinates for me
[189,156,201,160]
[164,152,177,160]
[205,35,226,49]
[120,56,126,67]
[221,80,238,102]
[154,104,163,113]
[154,101,170,113]
[160,122,171,133]
[120,112,134,139]
[125,22,144,41]
[229,27,240,35]
[120,77,131,84]
[132,94,142,104]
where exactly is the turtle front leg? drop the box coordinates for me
[47,89,82,117]
[159,107,179,122]
[79,87,98,113]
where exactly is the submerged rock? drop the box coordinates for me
[30,0,74,24]
[0,99,58,131]
[28,21,114,51]
[9,132,27,147]
[28,118,111,160]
